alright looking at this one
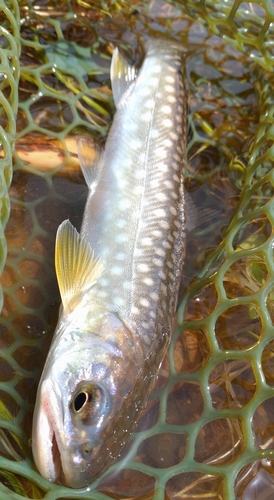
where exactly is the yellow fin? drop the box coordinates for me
[55,220,104,313]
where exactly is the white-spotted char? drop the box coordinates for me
[32,40,187,488]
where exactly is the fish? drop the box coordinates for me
[32,40,187,488]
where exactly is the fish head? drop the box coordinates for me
[32,311,145,488]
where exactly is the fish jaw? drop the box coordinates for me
[32,379,62,482]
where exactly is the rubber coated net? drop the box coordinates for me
[1,0,274,499]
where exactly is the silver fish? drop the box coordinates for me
[32,40,186,488]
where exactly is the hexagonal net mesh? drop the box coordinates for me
[0,0,20,310]
[1,0,274,499]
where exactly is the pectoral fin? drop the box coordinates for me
[55,220,104,313]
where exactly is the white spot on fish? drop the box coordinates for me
[158,269,165,280]
[158,162,168,172]
[170,206,177,216]
[140,298,150,308]
[163,118,173,128]
[145,99,155,109]
[154,208,166,218]
[156,192,168,202]
[160,220,169,229]
[141,321,150,330]
[132,306,139,315]
[116,219,127,229]
[111,266,123,275]
[165,180,174,189]
[115,233,127,243]
[165,75,175,83]
[173,153,181,162]
[142,111,152,122]
[151,179,159,189]
[152,257,162,267]
[155,248,165,257]
[139,87,151,97]
[114,296,125,307]
[139,152,146,162]
[173,174,180,183]
[131,139,142,150]
[137,263,150,273]
[151,64,161,73]
[143,277,154,286]
[134,185,143,196]
[150,77,160,86]
[135,168,144,180]
[149,310,156,319]
[170,131,178,140]
[167,95,176,104]
[163,139,173,148]
[161,105,172,114]
[172,162,180,172]
[119,199,131,210]
[155,147,168,159]
[150,292,159,301]
[141,237,152,246]
[150,128,159,139]
[152,229,163,237]
[117,178,127,189]
[164,84,174,92]
[100,277,109,287]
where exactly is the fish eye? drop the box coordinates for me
[71,383,108,425]
[74,391,92,412]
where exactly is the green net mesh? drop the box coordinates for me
[0,0,20,310]
[1,0,274,498]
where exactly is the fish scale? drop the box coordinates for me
[82,43,186,339]
[32,40,187,488]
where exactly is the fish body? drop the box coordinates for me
[32,41,186,488]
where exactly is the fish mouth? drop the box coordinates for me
[51,431,62,482]
[32,379,62,483]
[32,379,91,488]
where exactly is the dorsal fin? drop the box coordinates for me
[55,220,104,313]
[110,48,137,107]
[78,137,103,192]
